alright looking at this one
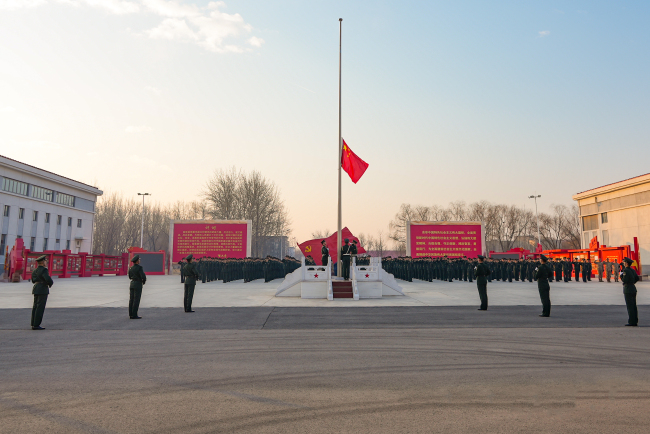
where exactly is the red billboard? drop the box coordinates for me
[170,220,250,262]
[408,221,484,258]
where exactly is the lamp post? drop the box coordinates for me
[528,194,541,248]
[137,193,151,248]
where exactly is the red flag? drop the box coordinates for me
[341,140,368,183]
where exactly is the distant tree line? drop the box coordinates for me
[388,201,580,255]
[93,168,291,257]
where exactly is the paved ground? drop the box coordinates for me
[2,327,650,433]
[1,306,649,330]
[1,274,647,307]
[2,276,649,433]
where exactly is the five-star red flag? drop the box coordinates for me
[341,139,369,184]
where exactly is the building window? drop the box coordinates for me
[45,213,50,223]
[57,215,62,225]
[602,230,609,246]
[31,185,54,201]
[582,215,599,231]
[77,219,82,228]
[601,212,608,224]
[0,234,6,252]
[18,208,24,220]
[33,211,38,222]
[56,192,75,207]
[43,238,49,251]
[67,217,72,227]
[30,237,36,251]
[1,177,28,196]
[3,205,9,217]
[56,239,60,245]
[66,240,71,250]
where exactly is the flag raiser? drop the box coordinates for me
[341,139,369,184]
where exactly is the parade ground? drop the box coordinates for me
[1,276,650,433]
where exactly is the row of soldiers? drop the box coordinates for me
[178,256,302,284]
[381,256,626,283]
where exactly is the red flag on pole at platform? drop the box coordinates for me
[341,139,368,184]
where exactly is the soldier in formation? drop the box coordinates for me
[30,255,53,330]
[183,254,199,313]
[128,254,146,319]
[621,257,639,326]
[474,255,490,310]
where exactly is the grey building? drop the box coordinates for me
[0,155,103,264]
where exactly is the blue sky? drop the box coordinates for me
[1,0,649,243]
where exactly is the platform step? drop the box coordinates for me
[333,293,353,298]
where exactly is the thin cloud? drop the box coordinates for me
[144,85,162,95]
[125,125,153,133]
[0,0,262,53]
[538,30,550,37]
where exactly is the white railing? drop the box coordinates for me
[350,257,360,300]
[354,256,381,281]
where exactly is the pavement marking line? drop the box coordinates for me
[0,397,118,434]
[261,307,276,329]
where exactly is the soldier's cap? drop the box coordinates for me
[36,255,47,262]
[352,240,358,244]
[185,254,193,260]
[131,254,140,263]
[477,255,485,260]
[344,238,349,243]
[540,254,548,262]
[624,257,633,264]
[321,240,327,244]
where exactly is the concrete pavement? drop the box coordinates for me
[1,274,647,308]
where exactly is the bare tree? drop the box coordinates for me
[562,205,581,249]
[388,203,431,245]
[311,229,332,239]
[203,168,291,257]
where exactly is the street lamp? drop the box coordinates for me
[528,194,541,248]
[137,193,151,248]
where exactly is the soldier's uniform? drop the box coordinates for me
[621,258,639,326]
[183,254,200,312]
[340,240,352,280]
[534,255,552,317]
[128,255,146,319]
[474,256,491,310]
[596,260,605,282]
[321,242,329,266]
[30,255,53,330]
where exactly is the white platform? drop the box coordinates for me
[275,257,403,300]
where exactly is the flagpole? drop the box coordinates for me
[337,18,343,277]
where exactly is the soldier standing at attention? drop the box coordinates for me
[340,239,352,280]
[30,255,53,330]
[596,259,605,282]
[351,240,359,264]
[321,240,329,266]
[474,255,491,311]
[534,255,552,317]
[183,254,200,313]
[605,258,612,282]
[128,255,146,319]
[621,258,639,326]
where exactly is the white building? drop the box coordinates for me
[573,173,650,260]
[0,155,103,263]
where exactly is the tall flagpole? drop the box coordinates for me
[337,18,343,277]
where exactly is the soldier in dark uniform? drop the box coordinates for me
[183,254,200,312]
[178,260,185,283]
[621,257,639,326]
[581,259,588,282]
[534,254,552,317]
[351,240,359,265]
[321,240,329,266]
[474,255,491,311]
[30,255,53,330]
[340,239,352,280]
[128,254,146,319]
[573,259,580,282]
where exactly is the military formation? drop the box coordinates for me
[381,254,639,325]
[381,256,625,284]
[27,252,640,329]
